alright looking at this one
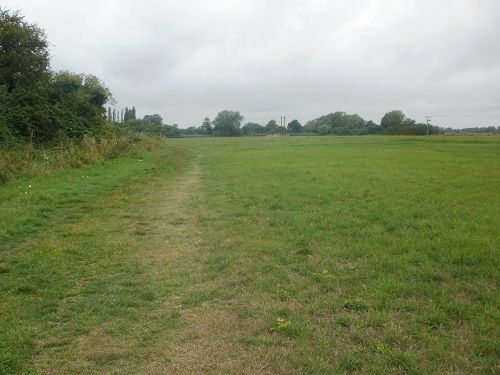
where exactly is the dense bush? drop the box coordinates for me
[0,8,114,145]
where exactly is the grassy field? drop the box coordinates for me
[0,135,498,374]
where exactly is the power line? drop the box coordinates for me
[281,116,286,134]
[424,116,431,135]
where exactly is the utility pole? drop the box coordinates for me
[424,116,431,135]
[281,116,286,134]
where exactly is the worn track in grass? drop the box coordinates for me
[26,147,270,374]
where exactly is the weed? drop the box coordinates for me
[270,317,291,332]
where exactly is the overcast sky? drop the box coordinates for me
[3,0,500,128]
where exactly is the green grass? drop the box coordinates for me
[186,135,499,374]
[0,142,186,373]
[1,135,498,374]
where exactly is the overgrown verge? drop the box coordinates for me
[0,132,166,184]
[0,142,191,374]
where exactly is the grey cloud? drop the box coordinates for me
[3,0,499,128]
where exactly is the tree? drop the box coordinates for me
[303,111,349,133]
[124,106,137,122]
[183,126,198,135]
[199,117,213,134]
[318,124,332,135]
[381,110,406,129]
[344,114,366,129]
[381,110,429,134]
[163,124,180,137]
[303,121,319,133]
[128,114,164,134]
[51,71,113,137]
[81,73,112,114]
[142,114,163,127]
[242,122,265,135]
[287,119,302,133]
[0,8,50,92]
[212,110,243,136]
[0,8,115,143]
[0,8,54,141]
[0,85,12,142]
[359,120,384,135]
[265,119,281,134]
[329,111,347,128]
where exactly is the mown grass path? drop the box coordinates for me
[1,136,499,374]
[0,143,204,373]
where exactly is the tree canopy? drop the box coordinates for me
[199,117,213,134]
[380,110,444,135]
[127,113,180,137]
[0,8,115,144]
[304,112,373,135]
[287,119,303,133]
[212,110,243,136]
[190,110,444,137]
[0,8,50,92]
[242,122,265,135]
[265,119,281,134]
[380,110,407,129]
[51,71,113,138]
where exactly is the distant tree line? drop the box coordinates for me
[125,113,181,137]
[105,106,181,137]
[183,109,498,137]
[443,126,500,134]
[182,111,295,137]
[180,109,449,137]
